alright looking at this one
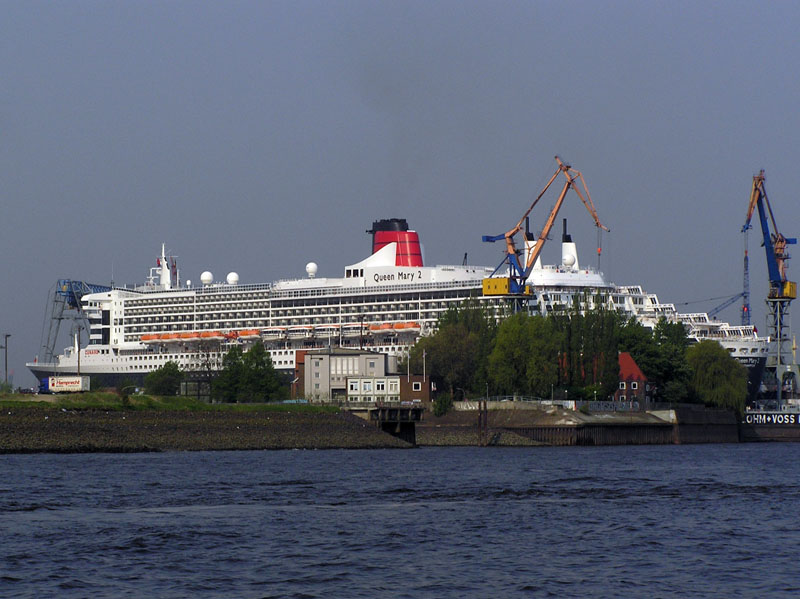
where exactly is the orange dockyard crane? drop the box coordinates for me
[482,156,609,295]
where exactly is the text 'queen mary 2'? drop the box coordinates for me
[28,217,767,398]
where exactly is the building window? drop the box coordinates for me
[620,395,626,401]
[363,381,372,392]
[619,382,626,389]
[376,380,386,392]
[348,381,359,392]
[413,382,422,392]
[368,360,376,369]
[631,382,638,390]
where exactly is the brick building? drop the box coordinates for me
[614,352,651,403]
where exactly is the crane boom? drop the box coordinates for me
[482,156,609,294]
[744,170,797,299]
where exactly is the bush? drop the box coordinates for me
[433,395,453,417]
[144,361,184,396]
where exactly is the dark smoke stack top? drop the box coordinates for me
[562,218,572,243]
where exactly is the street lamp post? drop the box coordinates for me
[2,334,9,386]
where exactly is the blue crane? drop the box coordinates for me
[708,292,746,320]
[743,170,796,301]
[744,169,797,400]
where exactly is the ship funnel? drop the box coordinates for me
[366,218,423,267]
[561,218,579,270]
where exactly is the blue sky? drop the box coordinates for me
[2,1,799,385]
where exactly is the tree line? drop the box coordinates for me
[406,299,748,413]
[143,342,287,402]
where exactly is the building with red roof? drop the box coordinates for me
[614,352,650,403]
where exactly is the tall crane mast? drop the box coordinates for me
[744,169,798,399]
[741,223,751,326]
[482,156,609,295]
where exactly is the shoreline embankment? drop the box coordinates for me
[0,400,758,453]
[0,409,412,453]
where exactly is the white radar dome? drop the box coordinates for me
[226,272,239,285]
[562,254,576,267]
[306,262,318,278]
[186,280,192,288]
[200,271,214,286]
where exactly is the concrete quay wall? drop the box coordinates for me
[419,405,741,446]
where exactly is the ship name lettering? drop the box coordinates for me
[374,271,418,283]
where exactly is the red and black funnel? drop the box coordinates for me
[367,218,423,267]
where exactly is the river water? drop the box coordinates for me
[1,444,798,598]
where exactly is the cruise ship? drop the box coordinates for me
[28,217,768,397]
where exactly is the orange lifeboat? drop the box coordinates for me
[180,332,199,342]
[140,334,159,343]
[161,333,181,343]
[237,329,261,340]
[393,322,406,330]
[200,330,225,341]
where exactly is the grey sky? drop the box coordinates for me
[2,1,798,385]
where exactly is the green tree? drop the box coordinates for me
[488,313,562,397]
[619,317,691,402]
[489,312,534,395]
[212,345,244,402]
[524,316,562,397]
[548,302,620,397]
[408,301,496,398]
[143,361,184,396]
[239,342,284,402]
[213,344,286,403]
[618,319,660,378]
[410,322,479,398]
[686,340,747,414]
